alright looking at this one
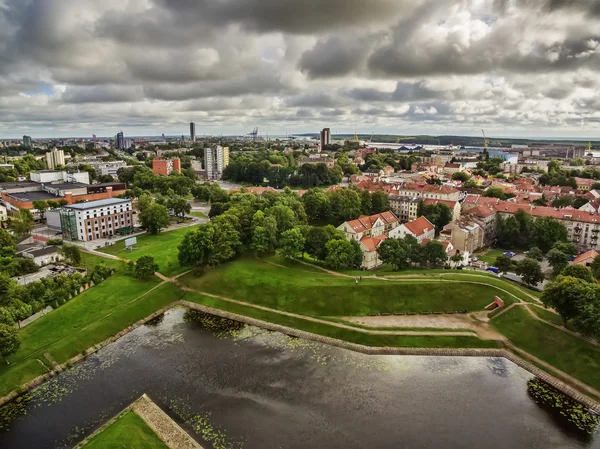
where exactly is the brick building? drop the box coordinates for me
[152,157,181,176]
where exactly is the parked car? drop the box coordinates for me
[471,257,479,262]
[486,266,500,274]
[503,251,516,258]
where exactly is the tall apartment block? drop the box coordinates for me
[46,147,65,169]
[204,145,230,180]
[190,122,196,142]
[152,157,181,176]
[320,128,331,149]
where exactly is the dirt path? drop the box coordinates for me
[177,283,486,338]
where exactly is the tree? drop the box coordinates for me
[450,253,463,265]
[515,258,544,287]
[61,245,81,265]
[266,205,297,236]
[251,226,271,254]
[495,255,513,274]
[178,225,215,268]
[32,200,48,222]
[10,208,33,237]
[324,239,360,269]
[168,195,191,222]
[560,264,595,283]
[208,217,242,265]
[591,255,600,279]
[139,203,170,234]
[572,300,600,339]
[0,228,16,258]
[370,191,390,214]
[547,248,570,276]
[301,189,329,222]
[542,275,598,323]
[418,201,452,234]
[134,255,159,279]
[572,196,590,209]
[304,225,344,261]
[0,323,20,360]
[484,187,507,199]
[280,228,305,259]
[377,238,409,270]
[526,246,544,261]
[551,196,573,208]
[452,172,470,182]
[532,217,568,253]
[422,241,447,267]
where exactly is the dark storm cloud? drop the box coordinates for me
[286,92,347,108]
[298,36,370,78]
[62,85,145,104]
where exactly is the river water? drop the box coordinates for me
[0,307,598,449]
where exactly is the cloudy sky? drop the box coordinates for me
[1,0,600,139]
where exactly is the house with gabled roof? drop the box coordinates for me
[389,216,436,243]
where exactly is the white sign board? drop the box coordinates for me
[125,237,137,248]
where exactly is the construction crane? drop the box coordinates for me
[246,127,259,141]
[369,131,374,143]
[481,129,489,160]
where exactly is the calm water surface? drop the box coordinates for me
[0,307,598,449]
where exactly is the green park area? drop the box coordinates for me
[177,256,513,316]
[492,306,600,392]
[477,249,505,265]
[99,227,195,277]
[82,411,167,449]
[0,268,182,397]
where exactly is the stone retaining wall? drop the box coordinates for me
[1,300,599,415]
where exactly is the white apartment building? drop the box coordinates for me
[46,148,65,169]
[59,198,133,242]
[0,204,7,223]
[204,145,230,180]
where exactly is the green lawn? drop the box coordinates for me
[83,411,167,449]
[492,306,600,391]
[529,305,564,325]
[183,292,497,348]
[0,278,183,397]
[477,249,505,265]
[99,228,195,276]
[190,211,208,219]
[178,257,510,316]
[79,251,125,271]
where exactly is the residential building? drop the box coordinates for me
[59,198,133,242]
[152,157,182,176]
[388,195,420,222]
[0,204,7,223]
[297,155,335,168]
[575,177,595,191]
[204,145,230,180]
[337,211,400,242]
[337,211,400,270]
[394,184,460,201]
[441,219,485,254]
[422,198,461,222]
[443,163,462,175]
[190,122,196,142]
[45,148,65,169]
[320,128,331,148]
[465,204,497,247]
[23,135,32,148]
[389,216,435,243]
[572,250,599,267]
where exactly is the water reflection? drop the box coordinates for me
[0,307,598,449]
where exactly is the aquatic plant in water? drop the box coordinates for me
[183,310,244,338]
[527,378,600,434]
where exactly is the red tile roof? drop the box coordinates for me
[463,195,501,206]
[423,198,458,210]
[345,211,399,233]
[493,201,600,224]
[403,216,435,237]
[572,250,599,265]
[468,205,496,218]
[360,234,388,252]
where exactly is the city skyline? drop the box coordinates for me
[0,1,600,138]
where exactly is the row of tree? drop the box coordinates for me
[377,235,453,270]
[496,211,569,253]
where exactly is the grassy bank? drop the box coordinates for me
[178,257,511,316]
[182,292,497,349]
[0,278,182,397]
[83,411,167,449]
[491,307,600,391]
[99,227,193,277]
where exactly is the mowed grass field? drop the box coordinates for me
[0,272,183,397]
[83,411,168,449]
[178,256,509,316]
[99,227,195,277]
[492,306,600,392]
